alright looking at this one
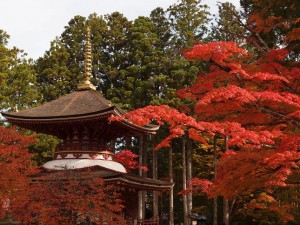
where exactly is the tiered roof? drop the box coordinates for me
[2,89,158,138]
[1,27,172,191]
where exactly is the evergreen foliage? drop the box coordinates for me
[0,0,299,223]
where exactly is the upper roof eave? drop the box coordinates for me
[1,106,117,122]
[2,107,159,133]
[1,89,159,133]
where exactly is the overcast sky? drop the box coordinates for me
[0,0,239,60]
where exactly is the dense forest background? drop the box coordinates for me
[0,0,299,224]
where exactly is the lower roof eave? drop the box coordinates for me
[104,176,174,191]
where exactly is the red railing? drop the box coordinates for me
[138,220,159,225]
[126,220,159,225]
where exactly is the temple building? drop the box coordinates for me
[2,27,173,224]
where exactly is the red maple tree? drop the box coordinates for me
[0,126,130,224]
[180,42,299,198]
[111,41,300,222]
[18,170,126,225]
[115,150,147,172]
[0,126,36,219]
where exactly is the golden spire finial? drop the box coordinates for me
[77,26,96,91]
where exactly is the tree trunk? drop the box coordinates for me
[213,135,218,225]
[142,136,148,178]
[223,199,229,225]
[138,135,145,220]
[186,136,192,225]
[223,136,229,225]
[142,136,148,219]
[111,139,116,154]
[169,146,174,225]
[152,135,159,221]
[125,136,131,149]
[182,137,188,225]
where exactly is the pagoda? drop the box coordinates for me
[2,27,173,224]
